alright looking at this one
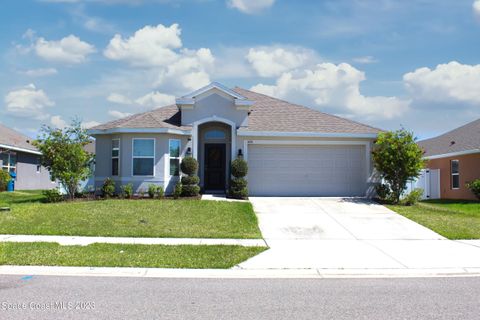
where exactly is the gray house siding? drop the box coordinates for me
[181,92,248,128]
[9,152,55,190]
[93,133,189,194]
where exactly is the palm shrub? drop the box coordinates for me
[229,158,248,199]
[467,179,480,200]
[173,182,182,199]
[180,157,200,197]
[147,184,164,199]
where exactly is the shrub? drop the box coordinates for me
[42,188,64,203]
[180,157,200,197]
[157,186,164,199]
[181,175,200,185]
[467,179,480,200]
[148,184,158,198]
[181,185,201,197]
[401,188,424,206]
[231,158,248,178]
[0,170,11,192]
[229,177,248,199]
[120,183,133,199]
[180,156,198,175]
[375,183,392,202]
[372,129,425,204]
[101,178,116,198]
[173,182,182,199]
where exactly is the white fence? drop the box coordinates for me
[406,169,440,200]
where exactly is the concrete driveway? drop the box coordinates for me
[238,197,480,270]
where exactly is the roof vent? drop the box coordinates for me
[450,141,455,146]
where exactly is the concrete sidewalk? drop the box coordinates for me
[0,234,267,247]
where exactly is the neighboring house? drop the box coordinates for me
[88,82,381,196]
[0,124,55,190]
[418,119,480,200]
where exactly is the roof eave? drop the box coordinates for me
[0,143,41,155]
[237,131,378,139]
[424,148,480,160]
[87,128,192,135]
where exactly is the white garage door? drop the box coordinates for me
[247,144,367,196]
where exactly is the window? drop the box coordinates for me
[204,129,226,140]
[169,139,181,176]
[451,160,460,189]
[36,157,41,173]
[1,151,16,173]
[132,139,155,176]
[112,139,120,176]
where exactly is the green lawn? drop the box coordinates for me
[0,242,266,268]
[388,200,480,239]
[0,190,45,207]
[0,191,262,239]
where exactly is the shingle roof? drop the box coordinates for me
[91,87,381,135]
[233,88,381,134]
[91,105,190,131]
[0,124,38,153]
[418,119,480,157]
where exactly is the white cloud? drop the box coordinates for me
[108,110,132,119]
[35,35,96,64]
[135,91,175,108]
[50,115,67,128]
[104,24,214,91]
[474,0,480,18]
[107,93,133,104]
[246,46,319,77]
[227,0,275,14]
[21,68,58,77]
[251,63,410,120]
[82,121,101,129]
[107,91,175,109]
[403,61,480,104]
[352,56,378,64]
[4,84,55,119]
[104,24,182,67]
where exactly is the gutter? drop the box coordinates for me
[0,144,42,155]
[237,131,378,139]
[424,149,480,160]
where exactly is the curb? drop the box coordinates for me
[1,266,480,279]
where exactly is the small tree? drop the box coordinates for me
[372,129,425,204]
[33,119,93,200]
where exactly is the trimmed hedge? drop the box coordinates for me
[231,158,248,178]
[180,157,200,197]
[180,156,198,175]
[229,159,248,199]
[181,176,200,186]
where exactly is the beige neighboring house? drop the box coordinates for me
[0,124,55,190]
[88,82,381,196]
[419,119,480,200]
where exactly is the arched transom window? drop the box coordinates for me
[204,129,226,140]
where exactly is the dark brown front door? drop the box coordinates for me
[204,143,226,191]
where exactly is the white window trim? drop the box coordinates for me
[451,159,460,190]
[112,138,120,176]
[1,151,17,173]
[168,139,181,177]
[132,138,156,177]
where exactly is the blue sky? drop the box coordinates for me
[1,0,480,139]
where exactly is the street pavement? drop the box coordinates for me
[0,275,479,320]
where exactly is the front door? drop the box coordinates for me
[204,143,226,191]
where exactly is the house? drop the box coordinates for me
[418,119,480,200]
[0,124,55,190]
[88,82,381,196]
